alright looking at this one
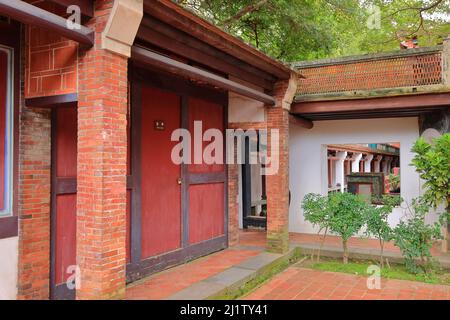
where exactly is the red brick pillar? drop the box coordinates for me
[76,1,129,300]
[18,24,52,298]
[17,107,52,299]
[265,76,297,254]
[228,157,239,246]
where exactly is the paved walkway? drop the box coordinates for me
[244,265,450,300]
[126,230,448,300]
[126,247,261,300]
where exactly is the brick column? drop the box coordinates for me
[265,75,297,254]
[76,1,129,300]
[18,26,52,299]
[228,158,239,246]
[17,108,51,299]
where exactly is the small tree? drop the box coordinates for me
[393,197,442,274]
[411,133,450,209]
[411,133,450,249]
[327,192,367,264]
[364,195,401,267]
[302,193,331,261]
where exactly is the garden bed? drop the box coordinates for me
[298,256,450,286]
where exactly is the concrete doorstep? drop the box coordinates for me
[166,246,301,300]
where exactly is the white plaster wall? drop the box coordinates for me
[228,76,265,123]
[228,77,266,228]
[289,117,438,235]
[0,236,18,300]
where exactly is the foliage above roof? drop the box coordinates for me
[175,0,450,62]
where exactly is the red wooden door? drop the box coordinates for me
[127,76,227,282]
[188,97,225,244]
[51,106,77,300]
[140,86,182,259]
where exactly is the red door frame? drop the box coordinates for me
[0,20,19,241]
[126,68,229,282]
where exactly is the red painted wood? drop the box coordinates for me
[189,183,224,244]
[0,51,7,210]
[141,86,181,259]
[188,97,224,173]
[126,190,131,263]
[127,109,131,176]
[54,106,77,285]
[56,106,77,178]
[55,194,76,284]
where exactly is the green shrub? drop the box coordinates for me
[327,192,367,264]
[411,133,450,211]
[303,192,367,264]
[364,195,401,266]
[387,173,400,193]
[393,197,442,274]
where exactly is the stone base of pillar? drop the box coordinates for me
[266,228,289,254]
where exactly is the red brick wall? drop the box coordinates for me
[227,146,239,246]
[266,81,290,254]
[17,26,52,299]
[76,0,128,300]
[25,1,78,98]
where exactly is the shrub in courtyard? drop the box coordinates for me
[303,192,367,264]
[411,133,449,253]
[393,197,442,274]
[387,173,400,193]
[302,193,331,261]
[327,192,367,264]
[411,134,450,210]
[364,195,402,267]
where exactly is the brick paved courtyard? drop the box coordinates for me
[244,266,450,300]
[126,248,261,300]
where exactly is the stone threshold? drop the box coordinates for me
[166,246,301,300]
[298,243,450,269]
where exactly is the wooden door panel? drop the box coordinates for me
[51,105,77,299]
[55,194,76,284]
[56,107,77,177]
[187,97,225,244]
[189,183,224,244]
[188,97,224,173]
[126,190,131,264]
[141,86,182,259]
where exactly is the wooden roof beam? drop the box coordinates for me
[46,0,93,19]
[137,24,274,90]
[292,93,450,115]
[131,46,276,105]
[289,114,313,129]
[0,0,94,46]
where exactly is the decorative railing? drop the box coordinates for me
[294,46,444,97]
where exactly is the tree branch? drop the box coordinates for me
[220,0,269,27]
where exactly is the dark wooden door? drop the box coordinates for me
[50,105,77,300]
